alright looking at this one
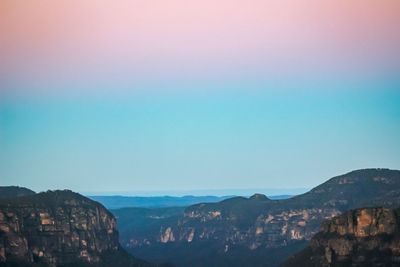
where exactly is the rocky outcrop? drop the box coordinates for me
[120,168,400,267]
[281,207,400,267]
[0,190,155,267]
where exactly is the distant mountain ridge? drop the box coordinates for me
[120,168,400,267]
[0,186,35,199]
[89,195,293,209]
[88,195,233,209]
[0,190,162,267]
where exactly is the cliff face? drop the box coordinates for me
[281,207,400,267]
[120,169,400,267]
[178,200,341,249]
[0,190,152,267]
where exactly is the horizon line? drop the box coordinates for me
[80,187,310,197]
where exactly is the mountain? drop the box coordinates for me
[281,207,400,267]
[89,195,233,209]
[119,168,400,267]
[0,190,162,267]
[0,186,36,199]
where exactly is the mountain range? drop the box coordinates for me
[88,196,233,209]
[88,195,293,209]
[117,168,400,267]
[1,168,400,267]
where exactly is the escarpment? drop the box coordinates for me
[0,190,155,267]
[281,207,400,267]
[119,169,400,267]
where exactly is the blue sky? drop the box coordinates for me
[2,0,400,195]
[1,78,399,194]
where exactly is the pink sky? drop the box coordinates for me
[1,0,400,93]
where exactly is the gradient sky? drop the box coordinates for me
[0,0,400,194]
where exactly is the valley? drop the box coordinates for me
[115,169,400,267]
[1,168,400,267]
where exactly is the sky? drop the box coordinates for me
[0,0,400,195]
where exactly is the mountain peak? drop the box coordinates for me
[249,193,269,201]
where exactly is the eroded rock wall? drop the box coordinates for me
[281,207,400,267]
[0,190,119,266]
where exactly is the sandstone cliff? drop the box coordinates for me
[119,168,400,267]
[0,190,155,267]
[281,207,400,267]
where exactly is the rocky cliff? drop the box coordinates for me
[0,190,155,267]
[119,168,400,267]
[281,207,400,267]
